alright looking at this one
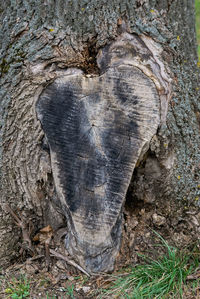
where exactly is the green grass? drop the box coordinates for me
[65,285,75,299]
[97,232,199,299]
[4,275,30,299]
[196,0,200,58]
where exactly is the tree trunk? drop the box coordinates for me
[0,0,199,274]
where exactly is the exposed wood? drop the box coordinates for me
[0,0,199,274]
[35,33,171,273]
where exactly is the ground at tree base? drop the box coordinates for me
[0,199,199,299]
[0,249,199,299]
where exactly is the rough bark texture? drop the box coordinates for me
[0,0,199,272]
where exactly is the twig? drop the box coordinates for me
[29,255,44,261]
[5,204,35,254]
[49,248,90,277]
[45,236,52,270]
[186,271,200,280]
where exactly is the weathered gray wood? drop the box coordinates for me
[36,33,164,273]
[0,0,199,272]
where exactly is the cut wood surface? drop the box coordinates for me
[0,0,199,276]
[36,34,162,273]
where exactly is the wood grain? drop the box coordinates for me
[36,34,160,273]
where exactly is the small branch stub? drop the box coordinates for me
[36,33,171,273]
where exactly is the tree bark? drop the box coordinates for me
[0,0,199,273]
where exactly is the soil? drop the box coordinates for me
[0,194,199,298]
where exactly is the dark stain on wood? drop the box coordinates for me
[36,33,161,273]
